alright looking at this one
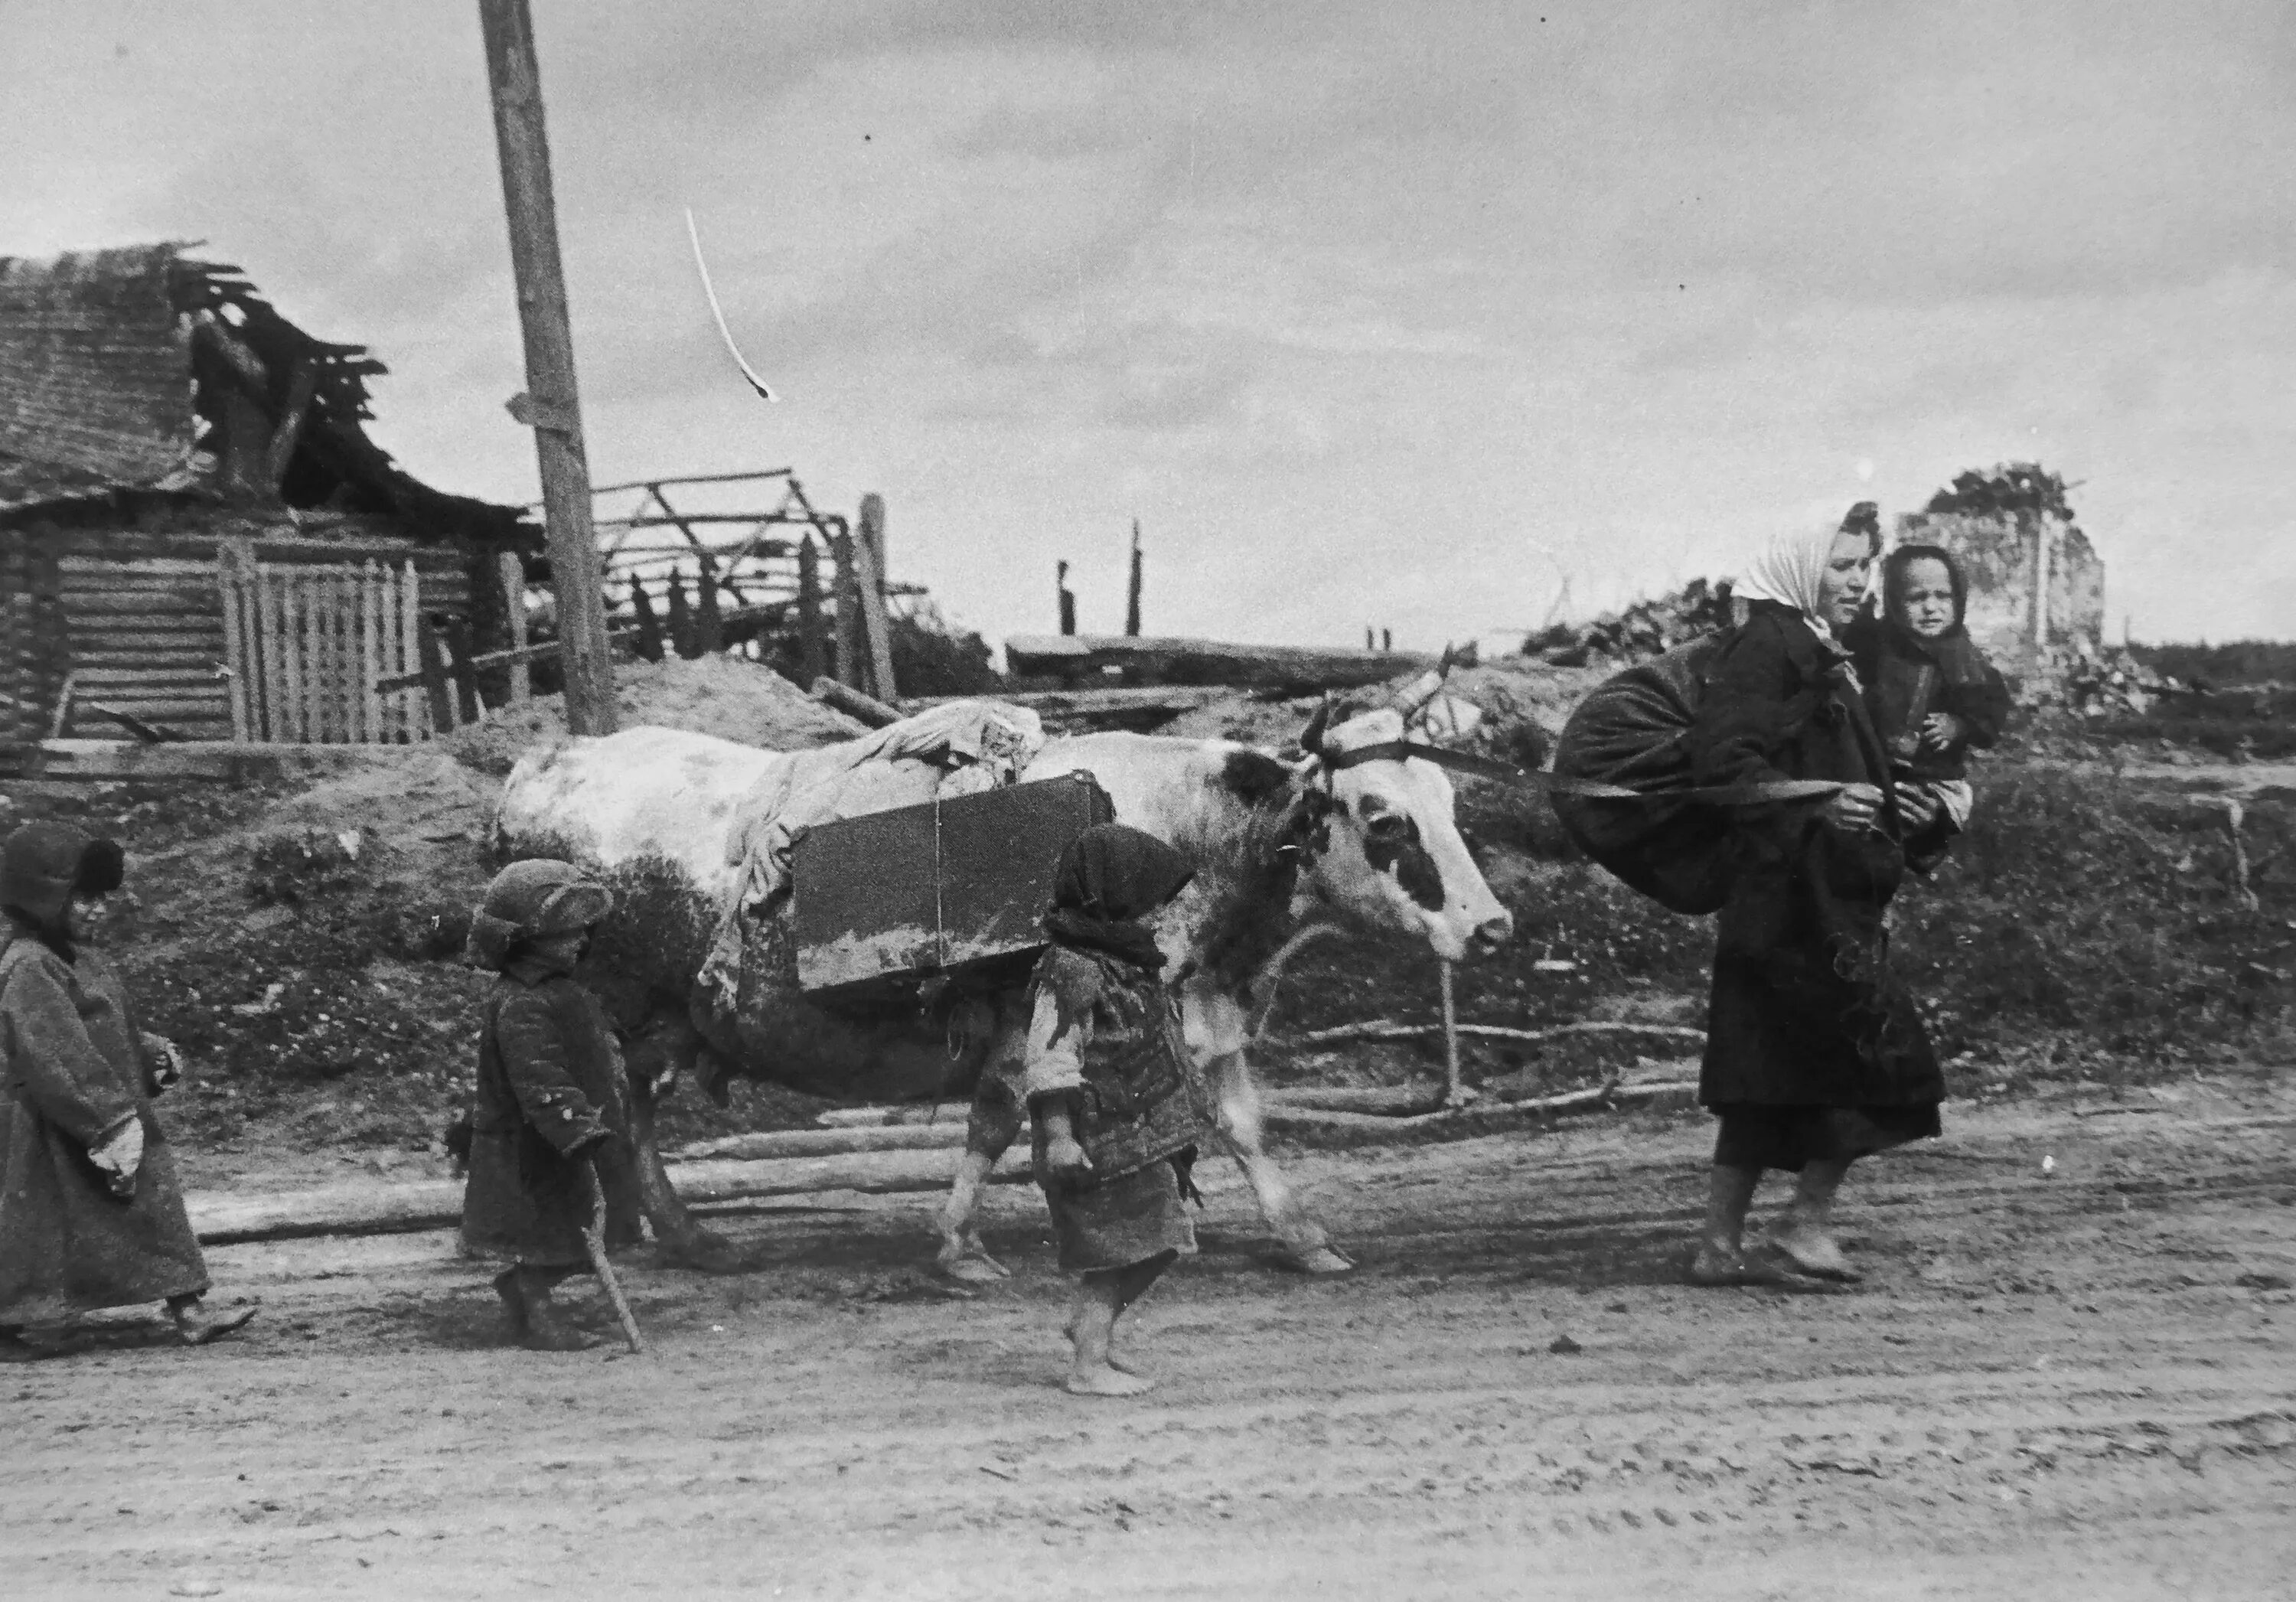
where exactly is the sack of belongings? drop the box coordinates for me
[1550,635,1739,915]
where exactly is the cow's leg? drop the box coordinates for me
[624,1013,745,1274]
[936,1016,1026,1283]
[1200,1049,1354,1275]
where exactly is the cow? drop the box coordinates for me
[494,703,1513,1275]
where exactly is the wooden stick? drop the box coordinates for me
[580,1161,644,1356]
[1438,960,1466,1107]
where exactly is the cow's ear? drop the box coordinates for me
[1219,748,1295,807]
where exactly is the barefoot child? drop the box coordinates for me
[461,860,641,1352]
[1021,824,1205,1397]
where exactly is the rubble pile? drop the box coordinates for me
[1522,579,1736,668]
[2057,650,2198,716]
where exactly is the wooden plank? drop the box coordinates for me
[445,614,482,726]
[399,562,425,739]
[796,534,827,686]
[262,358,321,495]
[832,533,862,689]
[282,569,307,742]
[1003,631,1437,690]
[217,541,249,742]
[498,550,530,701]
[850,504,896,700]
[359,562,381,742]
[416,618,456,732]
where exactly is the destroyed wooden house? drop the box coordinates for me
[0,243,538,769]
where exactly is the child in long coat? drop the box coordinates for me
[0,821,254,1347]
[1022,824,1206,1397]
[461,859,642,1352]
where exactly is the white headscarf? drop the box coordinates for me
[1736,523,1865,644]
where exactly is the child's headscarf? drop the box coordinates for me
[1735,507,1878,645]
[1040,824,1194,974]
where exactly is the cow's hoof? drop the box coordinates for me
[938,1251,1011,1284]
[1283,1245,1356,1276]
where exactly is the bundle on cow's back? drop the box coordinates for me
[1549,635,1738,914]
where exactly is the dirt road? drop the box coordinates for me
[7,1080,2294,1601]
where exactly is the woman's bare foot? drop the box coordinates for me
[1065,1361,1155,1397]
[1763,1228,1862,1283]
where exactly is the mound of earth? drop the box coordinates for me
[444,654,867,776]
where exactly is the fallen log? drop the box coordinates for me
[810,676,903,728]
[1263,1078,1700,1137]
[1262,1082,1448,1116]
[816,1102,972,1128]
[678,1122,971,1161]
[1005,632,1436,692]
[188,1146,1031,1246]
[1280,1020,1706,1050]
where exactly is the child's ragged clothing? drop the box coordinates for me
[1022,945,1204,1273]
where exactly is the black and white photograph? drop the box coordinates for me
[2,2,2291,1597]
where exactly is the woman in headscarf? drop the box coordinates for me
[0,821,255,1348]
[1684,508,1951,1287]
[1020,824,1205,1397]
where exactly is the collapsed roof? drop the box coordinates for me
[0,242,528,546]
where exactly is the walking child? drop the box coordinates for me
[0,821,255,1349]
[1022,825,1205,1397]
[461,860,643,1352]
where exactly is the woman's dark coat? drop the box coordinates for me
[461,959,641,1267]
[0,940,208,1324]
[1686,604,1944,1112]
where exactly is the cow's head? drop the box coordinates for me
[1274,703,1514,961]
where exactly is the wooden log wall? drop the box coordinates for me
[25,525,473,743]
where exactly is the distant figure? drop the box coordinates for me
[1683,516,1957,1287]
[1844,544,2011,836]
[461,860,643,1352]
[1022,826,1206,1396]
[0,822,256,1349]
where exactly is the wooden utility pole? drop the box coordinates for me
[1057,561,1077,636]
[478,0,616,736]
[1124,519,1143,637]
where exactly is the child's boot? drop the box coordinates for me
[517,1269,599,1352]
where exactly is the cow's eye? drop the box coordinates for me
[1364,811,1408,840]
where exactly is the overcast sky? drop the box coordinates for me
[7,0,2291,648]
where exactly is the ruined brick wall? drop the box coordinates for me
[1893,510,2105,678]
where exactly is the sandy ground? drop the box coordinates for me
[6,1080,2294,1602]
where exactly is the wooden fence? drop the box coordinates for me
[218,547,432,743]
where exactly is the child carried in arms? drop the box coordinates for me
[1021,825,1208,1397]
[1845,540,2013,832]
[460,860,645,1352]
